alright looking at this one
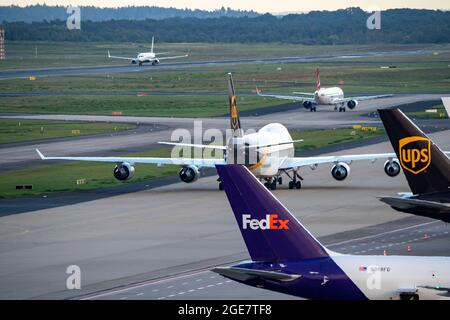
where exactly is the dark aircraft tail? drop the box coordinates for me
[215,164,329,262]
[378,108,450,195]
[227,73,243,137]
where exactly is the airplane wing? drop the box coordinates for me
[157,54,189,61]
[334,94,393,103]
[36,149,224,168]
[256,89,315,102]
[158,142,227,150]
[107,50,135,61]
[279,152,397,169]
[280,150,450,170]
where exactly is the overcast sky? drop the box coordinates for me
[1,1,449,13]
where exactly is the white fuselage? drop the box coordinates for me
[314,87,344,105]
[226,123,294,178]
[137,52,157,63]
[333,254,450,300]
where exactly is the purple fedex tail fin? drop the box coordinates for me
[216,164,328,262]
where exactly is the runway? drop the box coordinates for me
[0,130,449,300]
[0,94,446,170]
[0,49,433,80]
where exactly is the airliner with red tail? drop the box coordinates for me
[257,67,391,112]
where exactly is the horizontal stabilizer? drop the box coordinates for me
[158,142,227,150]
[212,266,301,283]
[247,140,303,149]
[418,286,450,297]
[292,92,316,96]
[378,196,450,212]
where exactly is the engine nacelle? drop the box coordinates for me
[384,159,401,177]
[347,100,358,109]
[331,163,350,181]
[303,101,313,110]
[131,59,138,64]
[113,162,135,181]
[179,165,200,183]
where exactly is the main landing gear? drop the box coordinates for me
[334,104,346,112]
[262,170,303,191]
[284,169,302,190]
[219,171,303,191]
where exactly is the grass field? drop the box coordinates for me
[1,127,386,198]
[291,127,385,151]
[0,148,179,198]
[0,42,449,118]
[405,104,449,119]
[1,41,446,70]
[2,57,450,95]
[0,119,137,144]
[0,95,282,117]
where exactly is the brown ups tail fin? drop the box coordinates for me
[378,108,450,195]
[228,73,243,137]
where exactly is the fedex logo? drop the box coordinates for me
[242,214,289,230]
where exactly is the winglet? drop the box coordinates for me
[255,86,261,95]
[107,50,111,58]
[36,149,46,160]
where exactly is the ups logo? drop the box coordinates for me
[231,95,239,129]
[399,136,431,174]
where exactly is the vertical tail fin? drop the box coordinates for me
[442,97,450,119]
[151,36,154,54]
[378,108,450,195]
[216,164,329,262]
[315,67,321,91]
[228,73,243,137]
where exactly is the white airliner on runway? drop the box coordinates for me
[36,73,426,191]
[256,67,392,112]
[107,36,188,66]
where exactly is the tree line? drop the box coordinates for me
[0,5,258,23]
[3,8,450,44]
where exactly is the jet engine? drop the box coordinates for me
[384,159,401,177]
[303,101,313,110]
[179,165,200,183]
[331,163,350,181]
[113,162,135,181]
[347,100,358,110]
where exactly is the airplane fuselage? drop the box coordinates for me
[314,87,345,105]
[233,254,450,300]
[134,52,159,64]
[226,123,294,178]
